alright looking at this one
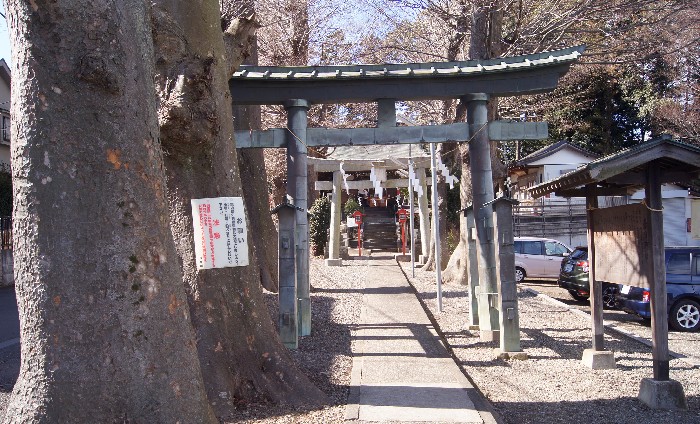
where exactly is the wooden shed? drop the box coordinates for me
[529,135,700,410]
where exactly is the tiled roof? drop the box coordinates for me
[232,46,584,81]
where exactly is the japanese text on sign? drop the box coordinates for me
[191,197,249,270]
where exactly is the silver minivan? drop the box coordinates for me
[514,237,572,282]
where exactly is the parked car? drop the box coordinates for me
[615,247,700,332]
[557,246,620,308]
[514,237,572,283]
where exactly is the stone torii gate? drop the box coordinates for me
[310,147,434,266]
[231,46,584,348]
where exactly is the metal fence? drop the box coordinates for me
[513,202,588,244]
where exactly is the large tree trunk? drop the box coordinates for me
[422,0,470,273]
[235,109,279,292]
[230,26,279,293]
[442,147,472,285]
[4,1,215,422]
[421,144,451,272]
[443,0,505,281]
[151,1,326,419]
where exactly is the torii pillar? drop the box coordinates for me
[462,205,480,330]
[490,196,526,359]
[285,99,311,336]
[416,167,431,263]
[465,93,500,342]
[325,170,343,266]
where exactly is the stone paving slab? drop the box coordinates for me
[347,259,486,423]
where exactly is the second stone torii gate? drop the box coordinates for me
[231,46,584,348]
[311,154,434,266]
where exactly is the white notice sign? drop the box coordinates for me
[191,197,249,270]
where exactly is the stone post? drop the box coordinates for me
[285,99,311,336]
[464,93,499,342]
[430,143,443,311]
[489,197,526,358]
[326,171,343,266]
[272,201,298,349]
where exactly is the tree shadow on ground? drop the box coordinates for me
[237,291,355,420]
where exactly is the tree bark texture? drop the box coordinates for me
[286,0,309,66]
[230,26,279,293]
[151,1,326,418]
[234,112,279,293]
[421,143,451,272]
[444,0,505,280]
[442,147,472,285]
[4,1,215,422]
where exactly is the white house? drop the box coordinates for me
[510,139,700,248]
[509,140,598,205]
[630,184,700,247]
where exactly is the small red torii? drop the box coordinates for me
[352,210,364,257]
[396,208,410,255]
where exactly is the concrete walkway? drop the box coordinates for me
[346,258,497,423]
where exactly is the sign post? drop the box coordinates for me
[191,197,249,270]
[352,210,364,257]
[397,208,409,255]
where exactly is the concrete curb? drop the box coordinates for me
[522,287,700,369]
[344,301,366,420]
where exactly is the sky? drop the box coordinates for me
[0,2,10,66]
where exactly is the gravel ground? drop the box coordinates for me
[404,266,700,424]
[520,279,700,363]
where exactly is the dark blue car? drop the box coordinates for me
[615,247,700,332]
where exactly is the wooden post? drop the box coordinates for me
[272,202,298,348]
[586,185,604,351]
[464,205,480,329]
[325,171,342,266]
[285,99,311,336]
[646,164,669,380]
[465,93,499,342]
[582,184,615,369]
[490,197,524,357]
[638,163,686,410]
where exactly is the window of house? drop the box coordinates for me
[1,116,9,143]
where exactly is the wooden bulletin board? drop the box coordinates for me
[591,203,652,288]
